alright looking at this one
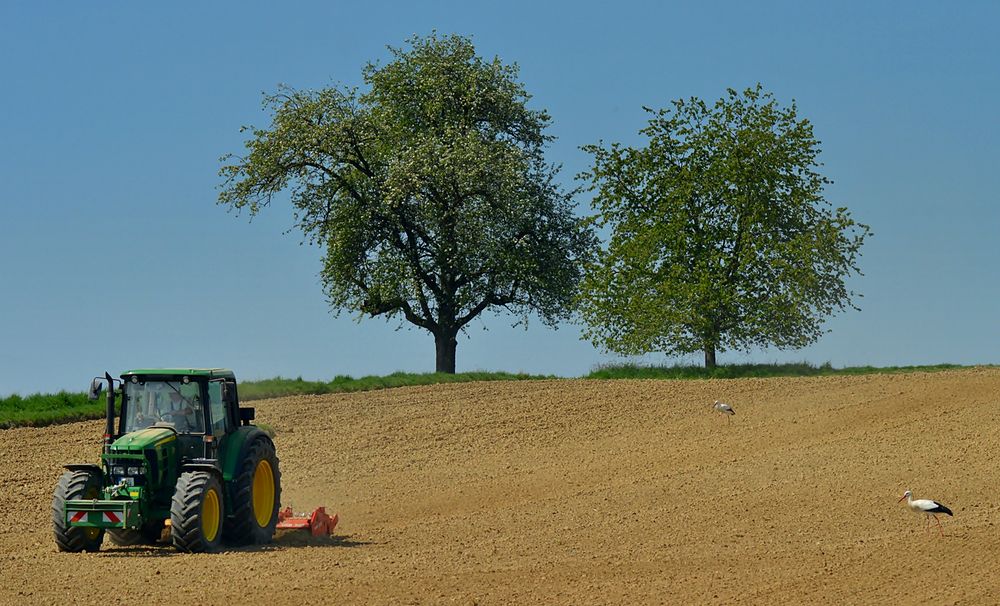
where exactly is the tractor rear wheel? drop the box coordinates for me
[170,471,224,553]
[51,470,105,552]
[223,437,281,545]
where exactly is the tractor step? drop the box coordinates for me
[276,506,338,536]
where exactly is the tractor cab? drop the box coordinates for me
[116,370,244,461]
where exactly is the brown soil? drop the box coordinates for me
[2,369,1000,605]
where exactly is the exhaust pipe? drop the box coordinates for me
[104,372,115,449]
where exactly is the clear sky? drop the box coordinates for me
[1,1,997,395]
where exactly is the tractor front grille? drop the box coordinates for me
[105,458,147,488]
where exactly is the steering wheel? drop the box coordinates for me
[158,409,190,429]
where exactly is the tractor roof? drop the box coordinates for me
[121,368,236,381]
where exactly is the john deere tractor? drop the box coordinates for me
[51,369,281,553]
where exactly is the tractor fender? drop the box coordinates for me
[179,460,224,482]
[63,463,103,475]
[219,426,272,485]
[217,426,273,515]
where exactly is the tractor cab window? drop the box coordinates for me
[208,381,227,436]
[124,380,205,434]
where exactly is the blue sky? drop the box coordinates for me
[1,1,997,395]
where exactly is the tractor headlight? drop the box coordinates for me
[111,466,125,475]
[127,466,141,476]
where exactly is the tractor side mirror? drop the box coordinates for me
[88,377,104,401]
[239,407,255,426]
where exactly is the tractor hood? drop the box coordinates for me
[111,427,177,451]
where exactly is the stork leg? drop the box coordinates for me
[932,514,944,537]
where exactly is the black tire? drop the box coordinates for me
[223,437,281,546]
[170,471,224,553]
[52,470,105,552]
[107,522,164,546]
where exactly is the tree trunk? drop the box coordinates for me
[434,329,458,374]
[703,344,717,369]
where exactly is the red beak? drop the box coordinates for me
[897,495,907,503]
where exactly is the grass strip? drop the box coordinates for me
[585,362,970,380]
[0,371,552,429]
[236,371,553,401]
[2,364,985,429]
[0,392,110,429]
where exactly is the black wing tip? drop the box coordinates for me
[933,502,954,516]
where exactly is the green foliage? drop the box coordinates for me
[578,85,872,366]
[219,33,595,372]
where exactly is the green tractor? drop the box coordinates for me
[51,369,281,553]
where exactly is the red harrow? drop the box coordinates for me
[276,506,339,537]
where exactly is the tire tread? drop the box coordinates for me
[222,437,281,545]
[51,470,104,552]
[170,471,223,553]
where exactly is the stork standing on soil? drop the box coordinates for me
[712,400,736,422]
[898,490,953,536]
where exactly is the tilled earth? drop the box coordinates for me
[2,369,1000,605]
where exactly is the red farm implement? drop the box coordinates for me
[276,506,339,537]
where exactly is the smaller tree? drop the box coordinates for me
[578,85,871,368]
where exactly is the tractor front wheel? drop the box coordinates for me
[170,471,224,553]
[223,437,281,545]
[52,470,105,552]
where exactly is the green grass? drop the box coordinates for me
[0,371,552,429]
[1,364,985,429]
[237,371,554,401]
[0,392,111,429]
[585,362,970,380]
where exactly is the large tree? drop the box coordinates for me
[219,34,594,373]
[578,85,871,368]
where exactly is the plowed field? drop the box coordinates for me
[2,369,999,605]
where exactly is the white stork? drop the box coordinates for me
[898,490,953,536]
[712,400,736,422]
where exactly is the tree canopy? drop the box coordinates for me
[219,33,595,373]
[578,85,871,367]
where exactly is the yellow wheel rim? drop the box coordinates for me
[202,487,221,542]
[252,459,275,527]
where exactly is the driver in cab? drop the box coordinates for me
[134,387,202,432]
[161,391,203,432]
